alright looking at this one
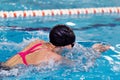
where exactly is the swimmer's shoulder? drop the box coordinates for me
[30,39,45,45]
[45,51,62,62]
[34,39,45,43]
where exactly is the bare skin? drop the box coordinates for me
[2,40,110,68]
[3,39,63,67]
[92,43,110,52]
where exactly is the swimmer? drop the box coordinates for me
[1,24,110,68]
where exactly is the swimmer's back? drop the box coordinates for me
[3,39,62,67]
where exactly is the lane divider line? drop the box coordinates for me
[0,7,120,18]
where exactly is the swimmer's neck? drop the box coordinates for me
[52,44,72,54]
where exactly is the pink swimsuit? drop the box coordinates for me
[18,43,42,65]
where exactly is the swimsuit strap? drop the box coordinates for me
[18,43,42,65]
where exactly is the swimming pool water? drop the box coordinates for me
[0,13,120,80]
[0,0,120,11]
[0,0,120,80]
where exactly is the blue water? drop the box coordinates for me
[0,0,120,80]
[0,0,120,11]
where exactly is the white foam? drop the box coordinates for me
[112,55,120,60]
[110,46,120,54]
[0,68,18,76]
[103,55,120,72]
[103,56,114,64]
[116,44,120,48]
[66,22,76,26]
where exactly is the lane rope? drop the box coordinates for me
[0,7,120,18]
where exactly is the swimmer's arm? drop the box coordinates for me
[3,54,22,67]
[92,43,110,53]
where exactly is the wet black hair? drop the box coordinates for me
[49,24,75,47]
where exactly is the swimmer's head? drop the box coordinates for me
[49,24,75,47]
